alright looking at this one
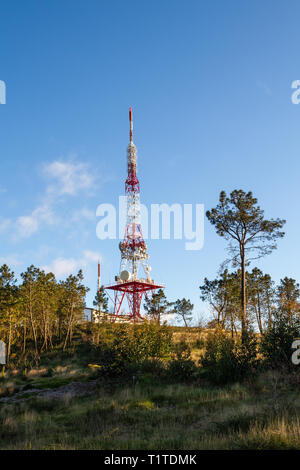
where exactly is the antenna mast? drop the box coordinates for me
[105,107,164,321]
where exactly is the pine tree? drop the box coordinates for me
[93,285,109,311]
[277,277,300,323]
[172,298,194,327]
[206,190,285,342]
[144,289,172,324]
[93,285,109,321]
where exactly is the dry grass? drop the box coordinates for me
[0,336,299,450]
[1,371,300,450]
[27,368,48,378]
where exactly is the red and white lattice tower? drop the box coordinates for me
[105,107,164,321]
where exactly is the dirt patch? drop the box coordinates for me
[0,380,98,403]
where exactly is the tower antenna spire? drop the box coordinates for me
[129,106,133,142]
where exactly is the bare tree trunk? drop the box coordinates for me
[7,314,12,363]
[63,304,74,351]
[229,307,238,337]
[241,247,247,343]
[267,298,273,329]
[256,293,263,334]
[59,314,62,342]
[30,306,38,355]
[28,286,38,355]
[41,309,48,351]
[22,322,27,355]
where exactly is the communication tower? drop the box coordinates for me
[105,108,163,321]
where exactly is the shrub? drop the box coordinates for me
[192,337,205,349]
[260,312,300,369]
[166,340,198,382]
[166,358,198,382]
[201,329,259,385]
[140,358,166,377]
[172,340,191,360]
[96,322,173,376]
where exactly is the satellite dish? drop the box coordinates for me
[120,270,131,281]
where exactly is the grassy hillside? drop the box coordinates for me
[1,338,300,450]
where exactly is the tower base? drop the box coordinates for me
[105,280,164,322]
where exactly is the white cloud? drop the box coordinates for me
[9,158,97,241]
[15,205,57,239]
[16,215,39,237]
[83,250,100,263]
[43,250,101,278]
[44,160,95,196]
[43,257,80,277]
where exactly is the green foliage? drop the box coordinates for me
[247,268,275,334]
[97,322,173,376]
[143,289,172,324]
[166,340,198,382]
[206,189,286,340]
[200,268,277,336]
[0,264,89,362]
[167,359,198,382]
[206,189,286,257]
[277,277,300,321]
[192,337,205,349]
[0,265,20,358]
[260,311,300,368]
[201,329,259,385]
[139,359,166,380]
[93,285,109,313]
[200,269,240,332]
[172,298,194,327]
[172,340,191,359]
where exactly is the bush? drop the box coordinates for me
[173,340,191,360]
[96,322,173,376]
[167,358,198,382]
[140,358,166,377]
[260,312,300,369]
[166,340,198,382]
[192,338,205,349]
[201,329,259,385]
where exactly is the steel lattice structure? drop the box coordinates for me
[106,107,164,321]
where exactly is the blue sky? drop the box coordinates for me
[0,0,299,322]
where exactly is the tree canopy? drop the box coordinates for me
[206,189,285,341]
